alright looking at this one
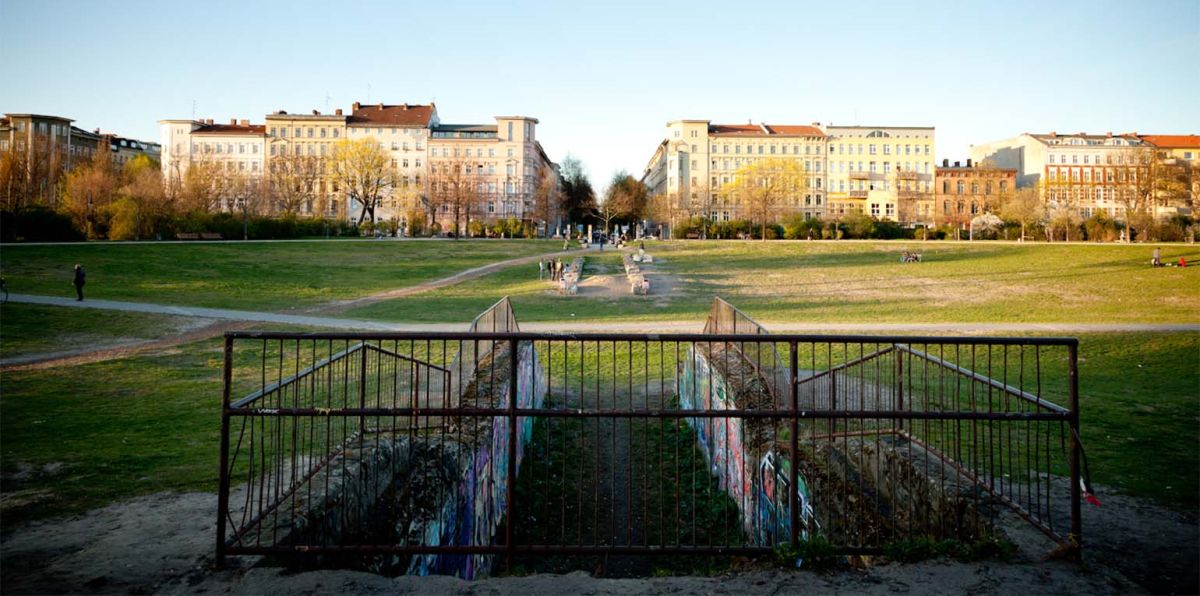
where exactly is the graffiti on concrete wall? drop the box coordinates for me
[407,342,544,579]
[678,347,813,545]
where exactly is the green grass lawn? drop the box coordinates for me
[346,241,1200,323]
[0,303,201,360]
[0,239,560,311]
[1,330,1195,528]
[0,240,1196,531]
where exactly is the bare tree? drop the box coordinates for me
[429,158,482,238]
[531,163,562,236]
[1000,185,1044,241]
[268,154,321,216]
[180,156,224,214]
[1,134,68,211]
[225,170,268,240]
[1116,147,1156,241]
[329,139,394,227]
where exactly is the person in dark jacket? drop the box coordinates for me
[73,264,86,301]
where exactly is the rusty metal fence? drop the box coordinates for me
[218,331,1081,577]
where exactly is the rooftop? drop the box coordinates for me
[708,123,824,137]
[349,102,436,127]
[192,123,266,136]
[1139,134,1200,149]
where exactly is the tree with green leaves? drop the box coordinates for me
[600,170,649,233]
[558,154,596,228]
[329,138,394,227]
[729,158,805,241]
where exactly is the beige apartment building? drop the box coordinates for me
[265,109,349,217]
[824,126,936,223]
[643,120,828,224]
[345,102,435,223]
[970,131,1158,220]
[160,102,557,228]
[428,115,553,231]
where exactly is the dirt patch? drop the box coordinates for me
[574,254,682,302]
[2,481,1192,594]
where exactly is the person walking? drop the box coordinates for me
[539,259,545,280]
[72,264,86,301]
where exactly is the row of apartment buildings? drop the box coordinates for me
[1,113,161,208]
[159,102,556,229]
[642,120,1198,228]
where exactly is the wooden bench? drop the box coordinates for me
[201,232,223,240]
[176,233,200,240]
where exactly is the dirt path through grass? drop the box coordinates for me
[1,247,593,370]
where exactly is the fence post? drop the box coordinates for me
[506,337,520,571]
[359,343,368,435]
[216,335,233,568]
[788,340,800,547]
[895,347,904,432]
[1068,341,1081,560]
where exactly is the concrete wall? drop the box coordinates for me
[677,347,814,545]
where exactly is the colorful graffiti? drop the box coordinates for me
[678,347,814,545]
[406,342,544,579]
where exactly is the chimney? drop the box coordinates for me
[206,119,213,125]
[811,121,820,127]
[230,118,237,125]
[966,158,973,167]
[954,161,961,167]
[239,119,249,126]
[335,109,343,116]
[312,109,319,115]
[352,102,360,111]
[402,105,408,111]
[94,128,100,134]
[378,102,383,110]
[942,158,949,167]
[1050,131,1057,137]
[1106,131,1113,137]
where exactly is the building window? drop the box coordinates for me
[970,183,979,194]
[956,181,965,194]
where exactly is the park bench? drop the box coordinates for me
[201,232,223,240]
[175,232,200,240]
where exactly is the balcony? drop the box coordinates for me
[895,170,919,180]
[848,170,871,180]
[848,190,869,199]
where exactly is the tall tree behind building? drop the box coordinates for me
[558,155,596,226]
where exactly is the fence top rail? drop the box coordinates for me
[225,330,1078,347]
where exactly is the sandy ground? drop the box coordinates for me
[1,482,1194,595]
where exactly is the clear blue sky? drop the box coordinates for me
[2,0,1197,187]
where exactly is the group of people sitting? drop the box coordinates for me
[900,250,923,263]
[1151,248,1187,268]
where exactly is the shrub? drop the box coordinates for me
[0,207,86,242]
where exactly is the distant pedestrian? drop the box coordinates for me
[1152,247,1163,267]
[539,259,545,280]
[563,239,569,251]
[1,274,8,303]
[1179,257,1188,268]
[72,264,86,301]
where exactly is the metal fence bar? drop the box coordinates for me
[217,331,1081,574]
